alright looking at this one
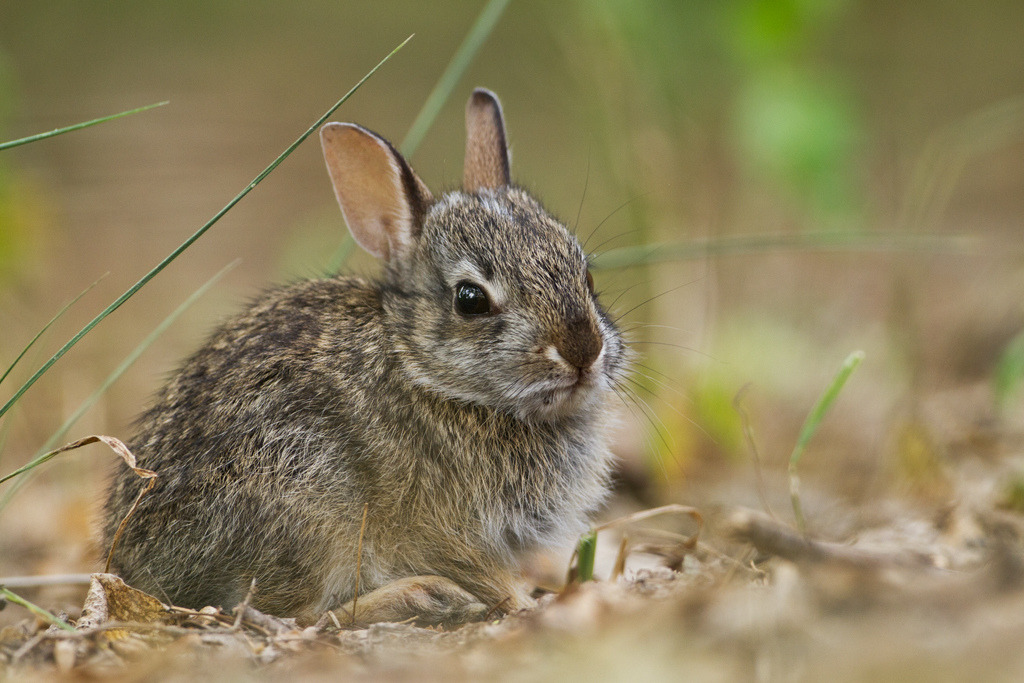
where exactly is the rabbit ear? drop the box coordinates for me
[464,88,511,192]
[320,123,433,261]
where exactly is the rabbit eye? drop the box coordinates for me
[586,269,595,295]
[454,281,492,316]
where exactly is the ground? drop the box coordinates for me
[3,420,1024,681]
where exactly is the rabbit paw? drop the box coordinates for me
[337,575,490,627]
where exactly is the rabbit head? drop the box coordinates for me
[320,89,625,422]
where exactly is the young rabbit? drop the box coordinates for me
[102,89,627,625]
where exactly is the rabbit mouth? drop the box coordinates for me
[526,372,603,420]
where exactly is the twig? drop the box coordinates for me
[725,507,934,570]
[47,619,226,639]
[594,504,704,542]
[232,604,295,636]
[166,605,236,629]
[12,631,48,662]
[0,574,93,588]
[232,578,258,630]
[86,438,160,572]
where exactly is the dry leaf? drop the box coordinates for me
[78,573,170,642]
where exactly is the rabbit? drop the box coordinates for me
[101,88,628,626]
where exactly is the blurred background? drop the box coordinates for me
[0,0,1023,589]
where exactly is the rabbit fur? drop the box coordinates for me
[102,89,627,625]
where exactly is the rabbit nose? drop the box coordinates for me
[558,317,604,370]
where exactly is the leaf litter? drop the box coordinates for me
[2,427,1024,681]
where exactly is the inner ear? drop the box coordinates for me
[320,123,433,261]
[464,88,511,192]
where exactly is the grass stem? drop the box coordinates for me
[0,36,411,423]
[0,587,75,632]
[789,350,864,534]
[400,0,511,157]
[0,102,167,151]
[591,232,975,270]
[0,263,235,508]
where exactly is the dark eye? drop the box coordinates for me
[454,281,491,316]
[586,269,595,295]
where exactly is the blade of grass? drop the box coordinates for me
[400,0,511,157]
[590,231,976,270]
[0,262,236,506]
[0,102,168,151]
[0,587,74,632]
[995,329,1024,412]
[0,36,411,423]
[0,275,106,388]
[789,350,864,534]
[570,504,703,583]
[575,529,597,582]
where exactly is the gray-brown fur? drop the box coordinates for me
[102,89,627,625]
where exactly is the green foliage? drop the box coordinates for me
[577,0,862,226]
[0,50,15,126]
[732,68,861,219]
[575,530,597,583]
[789,350,864,532]
[727,0,861,222]
[726,0,850,61]
[995,329,1024,412]
[693,379,745,459]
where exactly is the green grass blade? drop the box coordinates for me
[0,262,235,507]
[575,529,597,582]
[0,36,411,423]
[789,350,864,534]
[0,275,105,388]
[400,0,511,157]
[590,232,975,270]
[0,587,75,631]
[0,102,168,151]
[995,329,1024,411]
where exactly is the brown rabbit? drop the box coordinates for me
[102,89,627,626]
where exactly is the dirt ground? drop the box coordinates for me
[3,409,1024,681]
